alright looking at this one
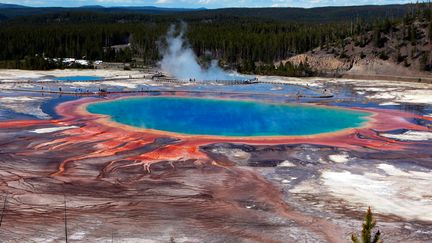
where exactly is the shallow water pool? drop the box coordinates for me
[87,97,371,137]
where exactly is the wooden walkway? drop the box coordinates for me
[0,87,333,99]
[0,76,334,98]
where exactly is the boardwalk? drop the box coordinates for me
[0,76,333,98]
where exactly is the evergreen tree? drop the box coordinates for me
[351,207,383,243]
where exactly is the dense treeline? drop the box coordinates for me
[0,15,355,68]
[0,2,430,75]
[0,56,93,70]
[188,22,353,63]
[0,4,409,23]
[0,23,164,63]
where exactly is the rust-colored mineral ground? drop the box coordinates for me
[1,91,431,242]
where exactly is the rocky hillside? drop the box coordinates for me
[288,15,432,81]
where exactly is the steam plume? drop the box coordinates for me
[158,23,242,81]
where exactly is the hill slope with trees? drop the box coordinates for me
[285,4,432,79]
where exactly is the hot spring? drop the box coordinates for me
[86,97,372,137]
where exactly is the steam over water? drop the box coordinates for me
[159,23,243,81]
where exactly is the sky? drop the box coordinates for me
[2,0,414,9]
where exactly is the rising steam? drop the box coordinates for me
[158,23,242,81]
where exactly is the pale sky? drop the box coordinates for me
[2,0,414,8]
